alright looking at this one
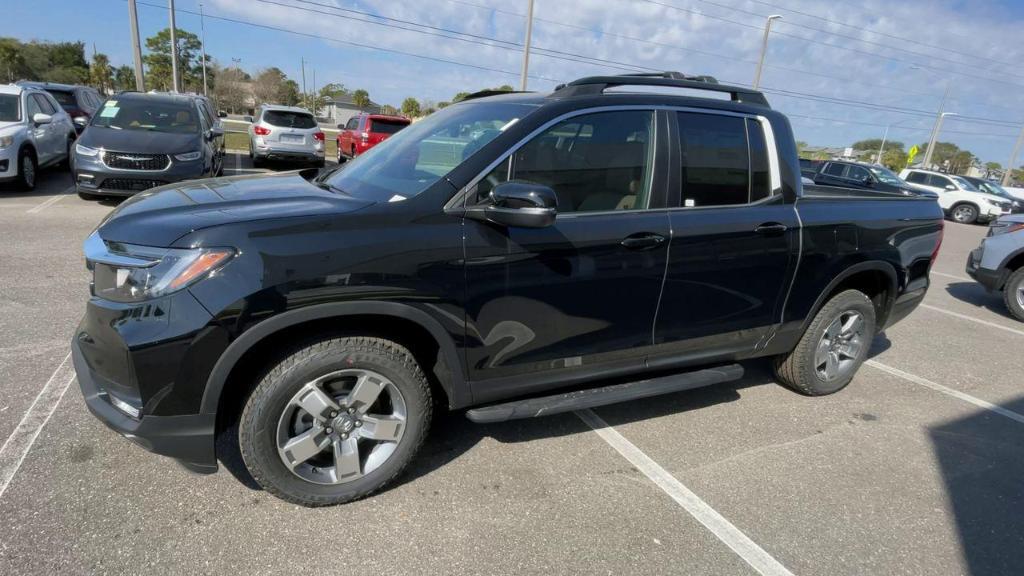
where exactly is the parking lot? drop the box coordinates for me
[0,157,1021,575]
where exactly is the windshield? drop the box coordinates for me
[951,175,979,191]
[869,166,905,186]
[326,100,538,202]
[0,94,19,122]
[90,99,200,134]
[976,180,1010,198]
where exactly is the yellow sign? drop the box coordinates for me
[906,145,921,167]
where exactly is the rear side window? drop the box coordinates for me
[822,162,845,177]
[369,118,409,135]
[262,110,316,129]
[905,171,927,184]
[677,112,772,207]
[46,89,76,109]
[928,174,952,188]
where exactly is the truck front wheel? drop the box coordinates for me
[239,337,432,506]
[773,289,876,396]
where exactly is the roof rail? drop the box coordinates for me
[552,71,769,107]
[461,89,530,102]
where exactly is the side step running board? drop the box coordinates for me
[465,364,744,424]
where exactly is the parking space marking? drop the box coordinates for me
[0,352,76,500]
[26,185,73,214]
[576,409,795,576]
[919,304,1024,337]
[866,360,1024,425]
[930,271,972,282]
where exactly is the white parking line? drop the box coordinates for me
[930,271,972,283]
[866,360,1024,425]
[26,185,73,214]
[576,409,795,576]
[919,304,1024,337]
[0,352,76,500]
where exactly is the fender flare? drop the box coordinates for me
[199,301,470,415]
[799,261,899,335]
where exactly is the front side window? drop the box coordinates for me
[475,110,655,213]
[90,99,200,134]
[26,94,43,118]
[677,112,771,207]
[928,174,953,188]
[822,162,846,177]
[32,93,56,115]
[951,175,978,191]
[869,166,904,186]
[905,171,927,184]
[846,165,870,182]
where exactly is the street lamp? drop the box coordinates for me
[876,118,915,165]
[752,15,782,90]
[921,112,957,169]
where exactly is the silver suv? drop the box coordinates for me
[966,215,1024,321]
[246,105,325,167]
[0,83,76,190]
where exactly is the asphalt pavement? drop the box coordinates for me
[0,157,1021,575]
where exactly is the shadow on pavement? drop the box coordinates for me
[944,282,1015,320]
[0,169,75,198]
[929,395,1024,575]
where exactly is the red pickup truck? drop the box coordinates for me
[336,113,411,162]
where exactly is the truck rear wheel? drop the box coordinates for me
[1004,268,1024,322]
[773,289,876,396]
[239,337,432,506]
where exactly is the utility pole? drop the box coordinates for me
[519,0,535,92]
[128,0,146,91]
[922,112,957,170]
[199,3,208,96]
[168,0,180,93]
[753,15,782,90]
[921,82,951,169]
[301,58,307,109]
[1002,126,1024,186]
[312,68,317,115]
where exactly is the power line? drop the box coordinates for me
[785,112,1019,138]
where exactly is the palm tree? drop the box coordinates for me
[352,89,370,110]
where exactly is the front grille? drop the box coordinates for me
[102,151,170,171]
[102,178,166,191]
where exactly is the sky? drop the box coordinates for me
[3,0,1024,164]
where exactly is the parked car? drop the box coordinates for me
[966,215,1024,321]
[248,104,324,167]
[799,158,823,180]
[899,168,1012,224]
[17,81,103,135]
[337,113,410,162]
[73,91,225,199]
[0,83,76,190]
[73,72,943,506]
[960,176,1024,213]
[809,159,937,198]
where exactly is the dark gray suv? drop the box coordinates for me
[73,92,225,199]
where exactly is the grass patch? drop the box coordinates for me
[223,131,338,158]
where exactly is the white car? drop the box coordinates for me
[246,104,325,167]
[899,168,1012,224]
[0,83,77,190]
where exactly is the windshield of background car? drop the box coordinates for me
[90,99,199,133]
[326,101,539,202]
[262,110,317,128]
[952,176,979,191]
[978,181,1010,198]
[45,89,76,109]
[869,166,904,185]
[0,94,19,121]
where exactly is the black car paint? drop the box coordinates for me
[808,159,934,198]
[73,91,944,472]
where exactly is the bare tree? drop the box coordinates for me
[211,64,249,113]
[252,67,288,106]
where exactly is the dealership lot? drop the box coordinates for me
[0,160,1021,575]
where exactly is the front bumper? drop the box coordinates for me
[73,152,206,196]
[73,337,217,473]
[0,146,15,180]
[966,250,1006,292]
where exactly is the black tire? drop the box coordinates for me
[336,144,346,164]
[252,154,264,168]
[1004,268,1024,322]
[950,203,979,224]
[773,289,876,396]
[239,337,432,506]
[60,137,75,170]
[15,147,37,191]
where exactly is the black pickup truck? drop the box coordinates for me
[73,72,944,506]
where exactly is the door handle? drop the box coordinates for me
[621,233,666,250]
[754,222,788,235]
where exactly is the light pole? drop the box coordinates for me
[752,15,782,90]
[922,112,957,170]
[876,118,914,165]
[199,3,208,96]
[519,0,535,91]
[1002,126,1024,186]
[128,0,146,91]
[168,0,179,93]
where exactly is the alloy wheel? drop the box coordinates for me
[814,310,866,382]
[1017,284,1024,309]
[953,205,975,223]
[22,155,35,187]
[276,369,407,485]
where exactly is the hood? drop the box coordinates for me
[0,121,20,132]
[79,125,201,154]
[96,172,373,246]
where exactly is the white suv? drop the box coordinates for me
[899,168,1012,224]
[0,84,76,190]
[246,105,325,167]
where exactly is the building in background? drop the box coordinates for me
[323,94,381,127]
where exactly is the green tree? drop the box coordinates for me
[281,79,300,106]
[917,141,964,169]
[852,138,904,152]
[351,89,370,110]
[881,147,908,171]
[252,67,289,106]
[210,65,248,113]
[452,91,471,102]
[90,53,113,94]
[0,38,25,82]
[985,161,1002,171]
[401,97,421,117]
[143,28,206,92]
[318,82,347,100]
[949,150,974,175]
[113,65,135,91]
[437,101,451,109]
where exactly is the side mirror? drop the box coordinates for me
[243,115,254,123]
[945,184,956,191]
[217,111,227,118]
[73,116,89,127]
[207,126,224,140]
[466,181,557,228]
[32,113,52,125]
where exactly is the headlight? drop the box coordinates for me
[0,135,13,148]
[174,150,202,161]
[76,143,99,157]
[87,238,235,303]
